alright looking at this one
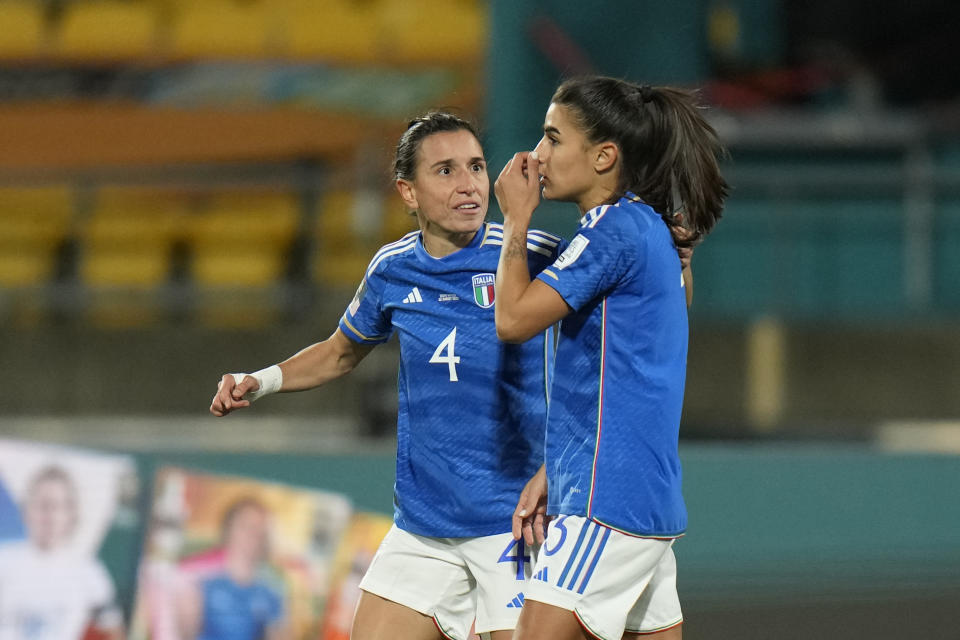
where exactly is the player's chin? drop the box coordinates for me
[452,213,485,231]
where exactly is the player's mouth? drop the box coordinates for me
[453,201,482,213]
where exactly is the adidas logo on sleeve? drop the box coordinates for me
[403,287,423,304]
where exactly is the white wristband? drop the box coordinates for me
[230,365,283,402]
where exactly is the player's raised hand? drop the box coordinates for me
[513,464,548,545]
[495,151,541,225]
[209,373,259,417]
[670,212,695,269]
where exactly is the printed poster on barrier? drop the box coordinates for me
[130,466,353,640]
[318,512,393,640]
[0,437,140,640]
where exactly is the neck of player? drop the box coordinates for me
[418,219,479,258]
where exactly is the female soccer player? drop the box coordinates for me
[493,77,728,640]
[210,112,564,640]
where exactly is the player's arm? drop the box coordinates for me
[210,329,375,417]
[494,152,571,343]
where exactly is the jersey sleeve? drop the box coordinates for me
[338,267,391,345]
[535,209,635,311]
[525,228,567,277]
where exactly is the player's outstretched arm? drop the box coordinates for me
[209,328,374,417]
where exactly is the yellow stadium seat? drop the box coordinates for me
[0,186,73,242]
[56,1,158,60]
[79,188,186,289]
[188,191,299,288]
[192,250,287,286]
[0,252,55,288]
[381,197,417,242]
[316,189,358,242]
[169,2,279,59]
[0,2,45,59]
[380,0,486,64]
[189,191,300,248]
[0,187,73,288]
[284,1,381,63]
[80,250,171,287]
[314,250,370,288]
[313,188,412,287]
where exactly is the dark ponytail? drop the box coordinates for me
[393,111,481,181]
[551,76,728,246]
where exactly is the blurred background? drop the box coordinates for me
[1,0,959,638]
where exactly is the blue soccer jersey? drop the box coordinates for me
[339,222,564,537]
[198,573,284,640]
[536,194,688,538]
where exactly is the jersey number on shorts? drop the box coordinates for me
[498,538,530,580]
[430,327,461,382]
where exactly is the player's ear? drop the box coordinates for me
[396,179,418,212]
[593,142,618,174]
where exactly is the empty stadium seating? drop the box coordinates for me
[0,186,73,288]
[313,189,417,288]
[168,2,280,60]
[187,190,300,327]
[0,0,489,65]
[56,1,158,60]
[78,188,185,326]
[283,0,381,64]
[0,1,45,59]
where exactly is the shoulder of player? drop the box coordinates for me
[481,222,562,257]
[581,199,660,239]
[364,230,420,278]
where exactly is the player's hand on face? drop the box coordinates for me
[495,151,541,225]
[513,465,548,545]
[209,374,259,417]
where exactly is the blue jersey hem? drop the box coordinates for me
[395,519,514,539]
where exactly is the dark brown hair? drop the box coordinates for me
[552,76,728,245]
[393,111,481,181]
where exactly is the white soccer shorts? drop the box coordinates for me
[359,525,535,640]
[523,515,683,640]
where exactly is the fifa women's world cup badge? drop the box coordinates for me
[471,273,495,308]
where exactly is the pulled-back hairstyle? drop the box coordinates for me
[551,76,728,245]
[393,111,481,181]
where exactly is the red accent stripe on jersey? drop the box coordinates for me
[591,516,686,540]
[586,297,607,517]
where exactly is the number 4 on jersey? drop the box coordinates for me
[430,327,461,382]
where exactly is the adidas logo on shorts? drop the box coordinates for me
[506,592,525,608]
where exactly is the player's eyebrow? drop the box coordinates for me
[429,156,486,169]
[544,126,561,136]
